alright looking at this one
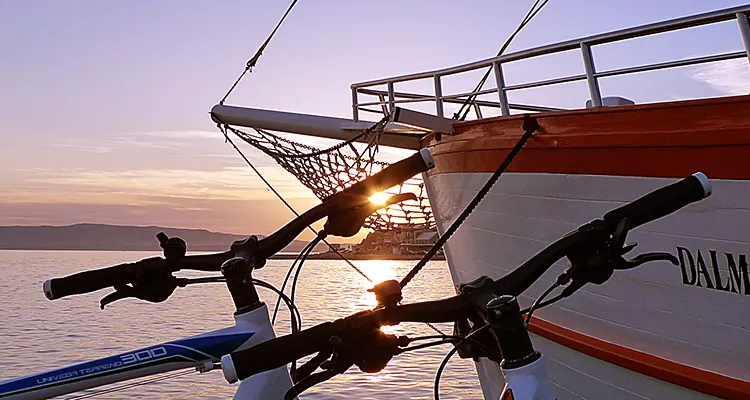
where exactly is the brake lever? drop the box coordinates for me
[99,276,184,309]
[560,250,679,299]
[614,252,679,270]
[285,365,347,400]
[293,348,334,383]
[610,217,631,251]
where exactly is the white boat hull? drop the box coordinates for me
[532,334,715,399]
[424,171,750,400]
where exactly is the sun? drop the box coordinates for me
[368,192,392,206]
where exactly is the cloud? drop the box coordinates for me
[45,129,279,167]
[691,59,750,96]
[0,165,327,235]
[47,129,224,153]
[133,130,223,140]
[50,143,113,153]
[6,125,418,237]
[17,166,311,202]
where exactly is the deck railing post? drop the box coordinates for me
[581,43,603,107]
[434,75,444,117]
[473,103,483,119]
[377,94,389,116]
[492,61,511,116]
[737,12,750,64]
[387,82,395,115]
[352,88,359,121]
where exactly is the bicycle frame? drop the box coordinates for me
[475,357,555,400]
[0,303,293,400]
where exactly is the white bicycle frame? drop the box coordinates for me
[0,303,292,400]
[474,357,555,400]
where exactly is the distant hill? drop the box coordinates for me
[0,224,327,252]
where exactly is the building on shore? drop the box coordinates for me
[359,227,441,256]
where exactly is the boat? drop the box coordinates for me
[211,5,750,400]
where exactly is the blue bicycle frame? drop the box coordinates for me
[0,303,293,400]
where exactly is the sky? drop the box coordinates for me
[1,0,749,240]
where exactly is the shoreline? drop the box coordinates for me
[269,252,445,261]
[0,249,445,261]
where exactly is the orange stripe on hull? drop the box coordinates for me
[529,318,750,399]
[424,95,750,179]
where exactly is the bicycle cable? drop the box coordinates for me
[290,235,324,307]
[433,324,491,400]
[522,292,565,321]
[397,339,460,354]
[524,282,560,323]
[399,335,498,359]
[63,369,196,400]
[271,236,321,325]
[254,278,302,333]
[180,276,302,333]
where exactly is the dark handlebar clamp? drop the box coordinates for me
[99,233,189,309]
[558,217,680,298]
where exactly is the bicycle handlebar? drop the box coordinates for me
[222,296,470,382]
[43,252,234,300]
[43,149,436,301]
[603,172,711,229]
[222,172,712,383]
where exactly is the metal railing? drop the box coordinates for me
[350,5,750,121]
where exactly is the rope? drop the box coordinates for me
[63,369,196,399]
[218,115,434,232]
[425,322,447,336]
[220,0,300,105]
[399,116,539,289]
[454,0,552,121]
[218,123,371,282]
[228,115,388,160]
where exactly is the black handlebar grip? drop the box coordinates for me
[42,259,157,300]
[603,172,711,229]
[43,264,129,300]
[338,148,435,198]
[222,322,338,383]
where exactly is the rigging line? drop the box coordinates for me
[425,322,447,336]
[399,117,539,289]
[220,0,300,104]
[454,0,552,120]
[229,115,388,161]
[454,0,544,119]
[456,0,549,121]
[63,369,196,400]
[218,123,372,282]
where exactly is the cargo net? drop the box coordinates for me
[223,118,434,232]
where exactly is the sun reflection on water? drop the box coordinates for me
[355,260,399,308]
